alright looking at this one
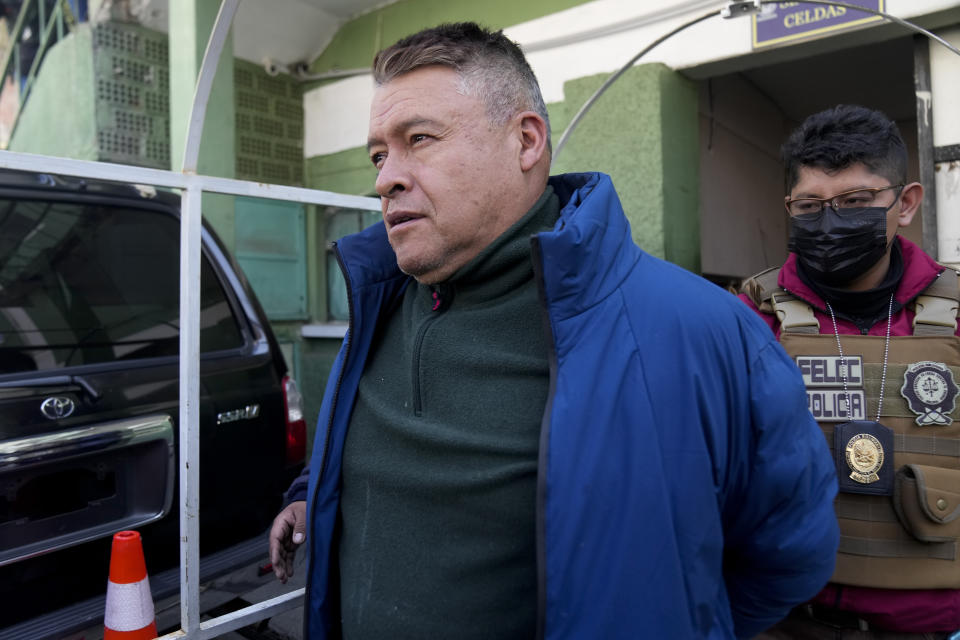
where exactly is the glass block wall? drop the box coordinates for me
[234,59,304,187]
[92,21,170,168]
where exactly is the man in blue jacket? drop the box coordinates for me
[269,21,839,639]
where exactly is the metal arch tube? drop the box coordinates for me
[178,0,241,634]
[551,9,719,163]
[551,0,960,166]
[181,0,241,174]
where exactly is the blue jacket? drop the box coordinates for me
[300,172,839,639]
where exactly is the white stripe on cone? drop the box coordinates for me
[104,576,155,632]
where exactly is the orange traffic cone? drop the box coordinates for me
[103,531,157,639]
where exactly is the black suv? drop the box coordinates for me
[0,169,306,638]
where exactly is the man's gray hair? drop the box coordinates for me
[372,22,551,149]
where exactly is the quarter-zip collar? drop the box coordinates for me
[424,185,560,310]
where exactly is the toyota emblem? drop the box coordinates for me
[40,396,76,420]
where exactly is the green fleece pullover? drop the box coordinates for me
[338,186,560,639]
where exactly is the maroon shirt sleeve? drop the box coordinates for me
[737,292,777,333]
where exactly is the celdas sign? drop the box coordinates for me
[753,1,884,48]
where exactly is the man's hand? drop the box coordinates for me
[269,500,307,583]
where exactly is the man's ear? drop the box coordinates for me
[897,182,923,227]
[517,111,549,172]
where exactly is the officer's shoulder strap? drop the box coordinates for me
[740,267,819,334]
[913,266,960,336]
[739,266,780,310]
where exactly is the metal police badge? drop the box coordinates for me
[844,433,884,484]
[900,361,959,426]
[834,420,894,495]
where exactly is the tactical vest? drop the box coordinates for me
[742,267,960,589]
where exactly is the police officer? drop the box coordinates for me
[742,104,960,639]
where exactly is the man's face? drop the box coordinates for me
[788,163,915,249]
[787,162,921,289]
[367,66,525,284]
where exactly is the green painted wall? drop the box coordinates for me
[306,147,377,196]
[658,69,701,272]
[309,0,594,77]
[234,59,305,186]
[169,0,236,248]
[299,337,344,457]
[9,27,97,159]
[550,64,700,271]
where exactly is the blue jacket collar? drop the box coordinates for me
[334,172,639,319]
[540,172,641,320]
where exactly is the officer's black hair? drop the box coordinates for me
[781,104,908,192]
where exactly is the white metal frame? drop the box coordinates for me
[0,0,379,636]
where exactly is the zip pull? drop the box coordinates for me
[430,284,453,312]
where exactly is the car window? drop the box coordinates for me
[0,198,243,374]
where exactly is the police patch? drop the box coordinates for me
[797,355,866,421]
[900,361,959,426]
[796,355,863,388]
[806,388,866,422]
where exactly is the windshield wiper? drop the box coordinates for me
[0,374,101,401]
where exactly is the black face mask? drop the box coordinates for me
[788,206,890,285]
